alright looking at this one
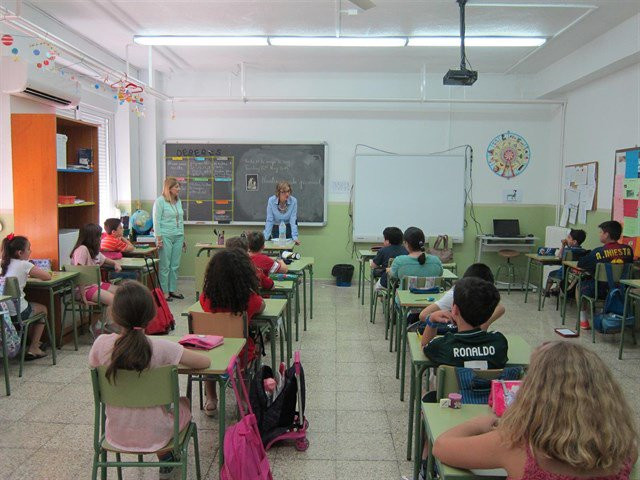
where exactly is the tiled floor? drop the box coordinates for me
[1,279,639,479]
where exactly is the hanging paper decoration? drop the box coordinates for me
[11,47,18,55]
[33,48,40,56]
[1,34,13,46]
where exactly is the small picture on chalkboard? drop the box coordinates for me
[246,174,258,192]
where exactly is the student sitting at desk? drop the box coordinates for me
[370,226,407,290]
[388,227,442,283]
[418,263,505,346]
[422,277,508,369]
[100,218,135,257]
[1,234,51,360]
[199,249,265,416]
[226,235,274,290]
[543,228,586,296]
[247,231,288,275]
[576,221,633,330]
[433,342,637,480]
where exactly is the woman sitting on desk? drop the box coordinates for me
[263,181,300,245]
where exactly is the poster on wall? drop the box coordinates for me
[612,147,640,258]
[559,161,597,227]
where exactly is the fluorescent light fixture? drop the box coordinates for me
[408,37,546,47]
[268,37,407,47]
[134,36,269,46]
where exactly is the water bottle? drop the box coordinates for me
[278,221,286,245]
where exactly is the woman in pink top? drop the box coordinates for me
[89,281,210,479]
[433,342,637,479]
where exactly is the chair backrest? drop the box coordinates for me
[188,311,248,339]
[436,364,507,401]
[400,276,442,290]
[562,249,574,261]
[2,276,22,314]
[593,262,630,283]
[91,365,180,452]
[63,264,101,286]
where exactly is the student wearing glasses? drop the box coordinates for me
[263,180,300,245]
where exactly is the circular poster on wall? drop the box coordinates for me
[486,131,531,179]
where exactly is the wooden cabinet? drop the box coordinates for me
[11,114,99,269]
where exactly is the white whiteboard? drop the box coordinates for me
[353,154,466,242]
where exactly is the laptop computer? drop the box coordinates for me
[493,219,522,237]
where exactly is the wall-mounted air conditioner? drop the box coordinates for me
[0,57,80,109]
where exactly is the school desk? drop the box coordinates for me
[287,256,315,326]
[195,240,295,257]
[395,291,445,402]
[475,235,538,263]
[264,280,295,362]
[407,334,532,467]
[184,298,288,370]
[166,335,245,469]
[123,245,158,257]
[357,249,377,305]
[0,295,11,395]
[523,254,562,311]
[117,257,158,284]
[617,279,640,359]
[25,270,79,360]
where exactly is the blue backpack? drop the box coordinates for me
[593,263,634,334]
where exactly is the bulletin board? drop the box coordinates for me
[560,161,598,227]
[612,147,640,258]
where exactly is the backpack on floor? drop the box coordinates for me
[593,263,634,334]
[0,301,20,359]
[144,257,174,335]
[221,356,273,480]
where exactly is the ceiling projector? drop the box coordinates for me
[443,68,478,86]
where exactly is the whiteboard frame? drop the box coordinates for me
[163,140,328,227]
[352,153,467,243]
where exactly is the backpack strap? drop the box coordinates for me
[604,263,616,291]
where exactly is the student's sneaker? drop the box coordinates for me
[580,320,591,330]
[158,453,175,479]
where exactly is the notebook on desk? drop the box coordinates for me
[493,219,524,238]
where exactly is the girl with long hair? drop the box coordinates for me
[199,248,265,415]
[89,281,209,479]
[1,234,51,359]
[433,341,637,479]
[71,223,122,336]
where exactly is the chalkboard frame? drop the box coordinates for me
[163,140,328,227]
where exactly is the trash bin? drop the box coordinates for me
[331,264,355,287]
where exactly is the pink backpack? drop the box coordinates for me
[221,356,273,480]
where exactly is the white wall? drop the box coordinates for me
[155,71,562,205]
[562,62,640,210]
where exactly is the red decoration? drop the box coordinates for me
[1,34,13,46]
[36,62,42,68]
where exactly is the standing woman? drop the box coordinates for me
[263,181,300,245]
[153,177,185,301]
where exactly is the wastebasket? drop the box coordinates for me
[331,264,355,287]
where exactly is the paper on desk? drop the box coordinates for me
[565,188,580,207]
[587,163,596,186]
[574,166,588,185]
[568,207,577,225]
[560,205,569,227]
[578,202,588,224]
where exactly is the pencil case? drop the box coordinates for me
[178,334,224,350]
[409,287,442,294]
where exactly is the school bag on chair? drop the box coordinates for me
[221,355,273,480]
[144,257,175,335]
[593,263,634,334]
[428,235,453,263]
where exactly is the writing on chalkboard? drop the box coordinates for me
[165,143,326,224]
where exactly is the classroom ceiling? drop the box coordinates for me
[25,0,640,75]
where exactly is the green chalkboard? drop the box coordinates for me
[164,142,327,225]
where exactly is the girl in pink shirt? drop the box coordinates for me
[433,342,637,479]
[89,281,210,478]
[71,223,121,335]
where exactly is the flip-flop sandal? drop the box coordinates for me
[169,292,184,299]
[24,352,47,361]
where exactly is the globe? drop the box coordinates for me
[131,209,153,235]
